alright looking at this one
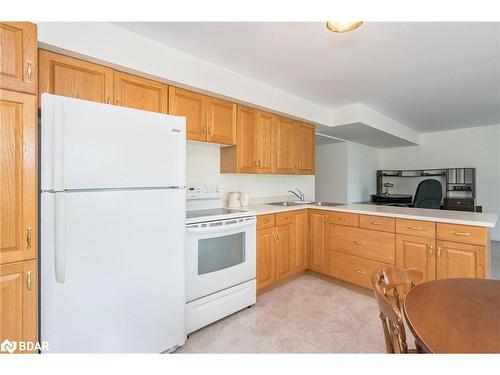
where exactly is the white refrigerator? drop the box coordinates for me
[40,94,186,353]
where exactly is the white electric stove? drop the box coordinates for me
[185,184,256,334]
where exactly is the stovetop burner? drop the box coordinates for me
[186,208,247,219]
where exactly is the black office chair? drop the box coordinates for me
[412,179,443,209]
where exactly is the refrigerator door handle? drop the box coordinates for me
[53,100,65,192]
[55,192,66,283]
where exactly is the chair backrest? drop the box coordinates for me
[371,266,423,354]
[413,179,442,209]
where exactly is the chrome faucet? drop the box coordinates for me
[288,188,305,201]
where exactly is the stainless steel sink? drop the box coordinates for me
[268,201,304,207]
[312,202,346,207]
[268,201,345,207]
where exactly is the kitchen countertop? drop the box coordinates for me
[238,203,497,228]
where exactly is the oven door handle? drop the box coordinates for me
[186,218,256,234]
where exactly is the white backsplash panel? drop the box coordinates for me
[186,143,315,204]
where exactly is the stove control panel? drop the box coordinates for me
[187,184,222,200]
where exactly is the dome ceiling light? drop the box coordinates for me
[326,21,364,33]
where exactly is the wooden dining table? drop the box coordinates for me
[403,278,500,353]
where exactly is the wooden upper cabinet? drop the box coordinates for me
[272,116,296,174]
[256,111,274,174]
[0,22,37,95]
[0,260,38,351]
[309,211,330,275]
[296,122,315,175]
[113,71,168,113]
[396,234,436,284]
[39,50,113,104]
[168,86,206,141]
[206,97,236,145]
[291,210,308,274]
[436,240,486,279]
[0,90,37,265]
[235,105,258,173]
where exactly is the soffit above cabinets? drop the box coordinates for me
[315,123,417,148]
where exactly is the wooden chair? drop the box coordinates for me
[371,266,423,353]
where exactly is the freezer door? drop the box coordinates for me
[41,94,186,191]
[40,189,186,353]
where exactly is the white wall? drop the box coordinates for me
[380,124,500,240]
[187,143,315,203]
[315,141,380,204]
[346,142,381,203]
[315,142,348,203]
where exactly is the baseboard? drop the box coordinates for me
[256,270,306,296]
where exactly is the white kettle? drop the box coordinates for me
[227,192,241,208]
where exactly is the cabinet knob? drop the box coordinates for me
[437,246,442,258]
[26,270,32,293]
[107,97,112,105]
[353,240,365,245]
[407,225,423,230]
[26,60,33,83]
[26,227,32,249]
[428,245,433,257]
[354,269,366,275]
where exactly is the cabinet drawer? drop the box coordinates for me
[437,223,487,246]
[331,225,395,264]
[329,212,359,227]
[257,214,275,229]
[330,251,385,289]
[396,219,435,238]
[359,215,395,233]
[276,211,293,225]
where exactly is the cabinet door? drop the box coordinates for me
[0,22,37,94]
[113,71,168,113]
[272,116,297,174]
[256,111,273,173]
[309,211,330,275]
[275,224,291,281]
[168,86,206,141]
[0,90,37,265]
[296,122,315,175]
[256,227,276,290]
[236,105,258,173]
[38,50,113,104]
[206,97,236,145]
[291,210,308,274]
[396,235,435,284]
[436,240,486,279]
[0,260,37,353]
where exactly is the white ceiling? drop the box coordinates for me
[114,22,500,133]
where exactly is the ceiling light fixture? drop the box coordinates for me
[326,21,363,33]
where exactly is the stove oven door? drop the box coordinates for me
[185,217,256,302]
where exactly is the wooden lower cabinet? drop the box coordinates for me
[436,240,486,279]
[258,210,490,293]
[0,260,37,353]
[291,210,308,274]
[308,211,330,275]
[330,251,386,289]
[256,211,308,291]
[256,227,276,290]
[275,225,291,280]
[396,234,436,284]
